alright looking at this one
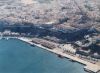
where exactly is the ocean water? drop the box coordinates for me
[0,39,87,73]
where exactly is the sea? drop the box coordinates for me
[0,39,87,73]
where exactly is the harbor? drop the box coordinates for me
[0,0,100,73]
[18,37,100,73]
[0,38,87,73]
[0,32,100,73]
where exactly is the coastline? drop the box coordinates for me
[0,37,100,73]
[17,37,100,73]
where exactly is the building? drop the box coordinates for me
[60,44,76,54]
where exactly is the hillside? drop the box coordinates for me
[0,0,100,39]
[0,0,100,57]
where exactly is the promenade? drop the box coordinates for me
[18,37,100,73]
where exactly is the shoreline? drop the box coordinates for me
[17,37,100,73]
[0,37,100,73]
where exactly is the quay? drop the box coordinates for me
[18,37,100,73]
[0,36,100,73]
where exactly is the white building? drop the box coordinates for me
[60,44,76,54]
